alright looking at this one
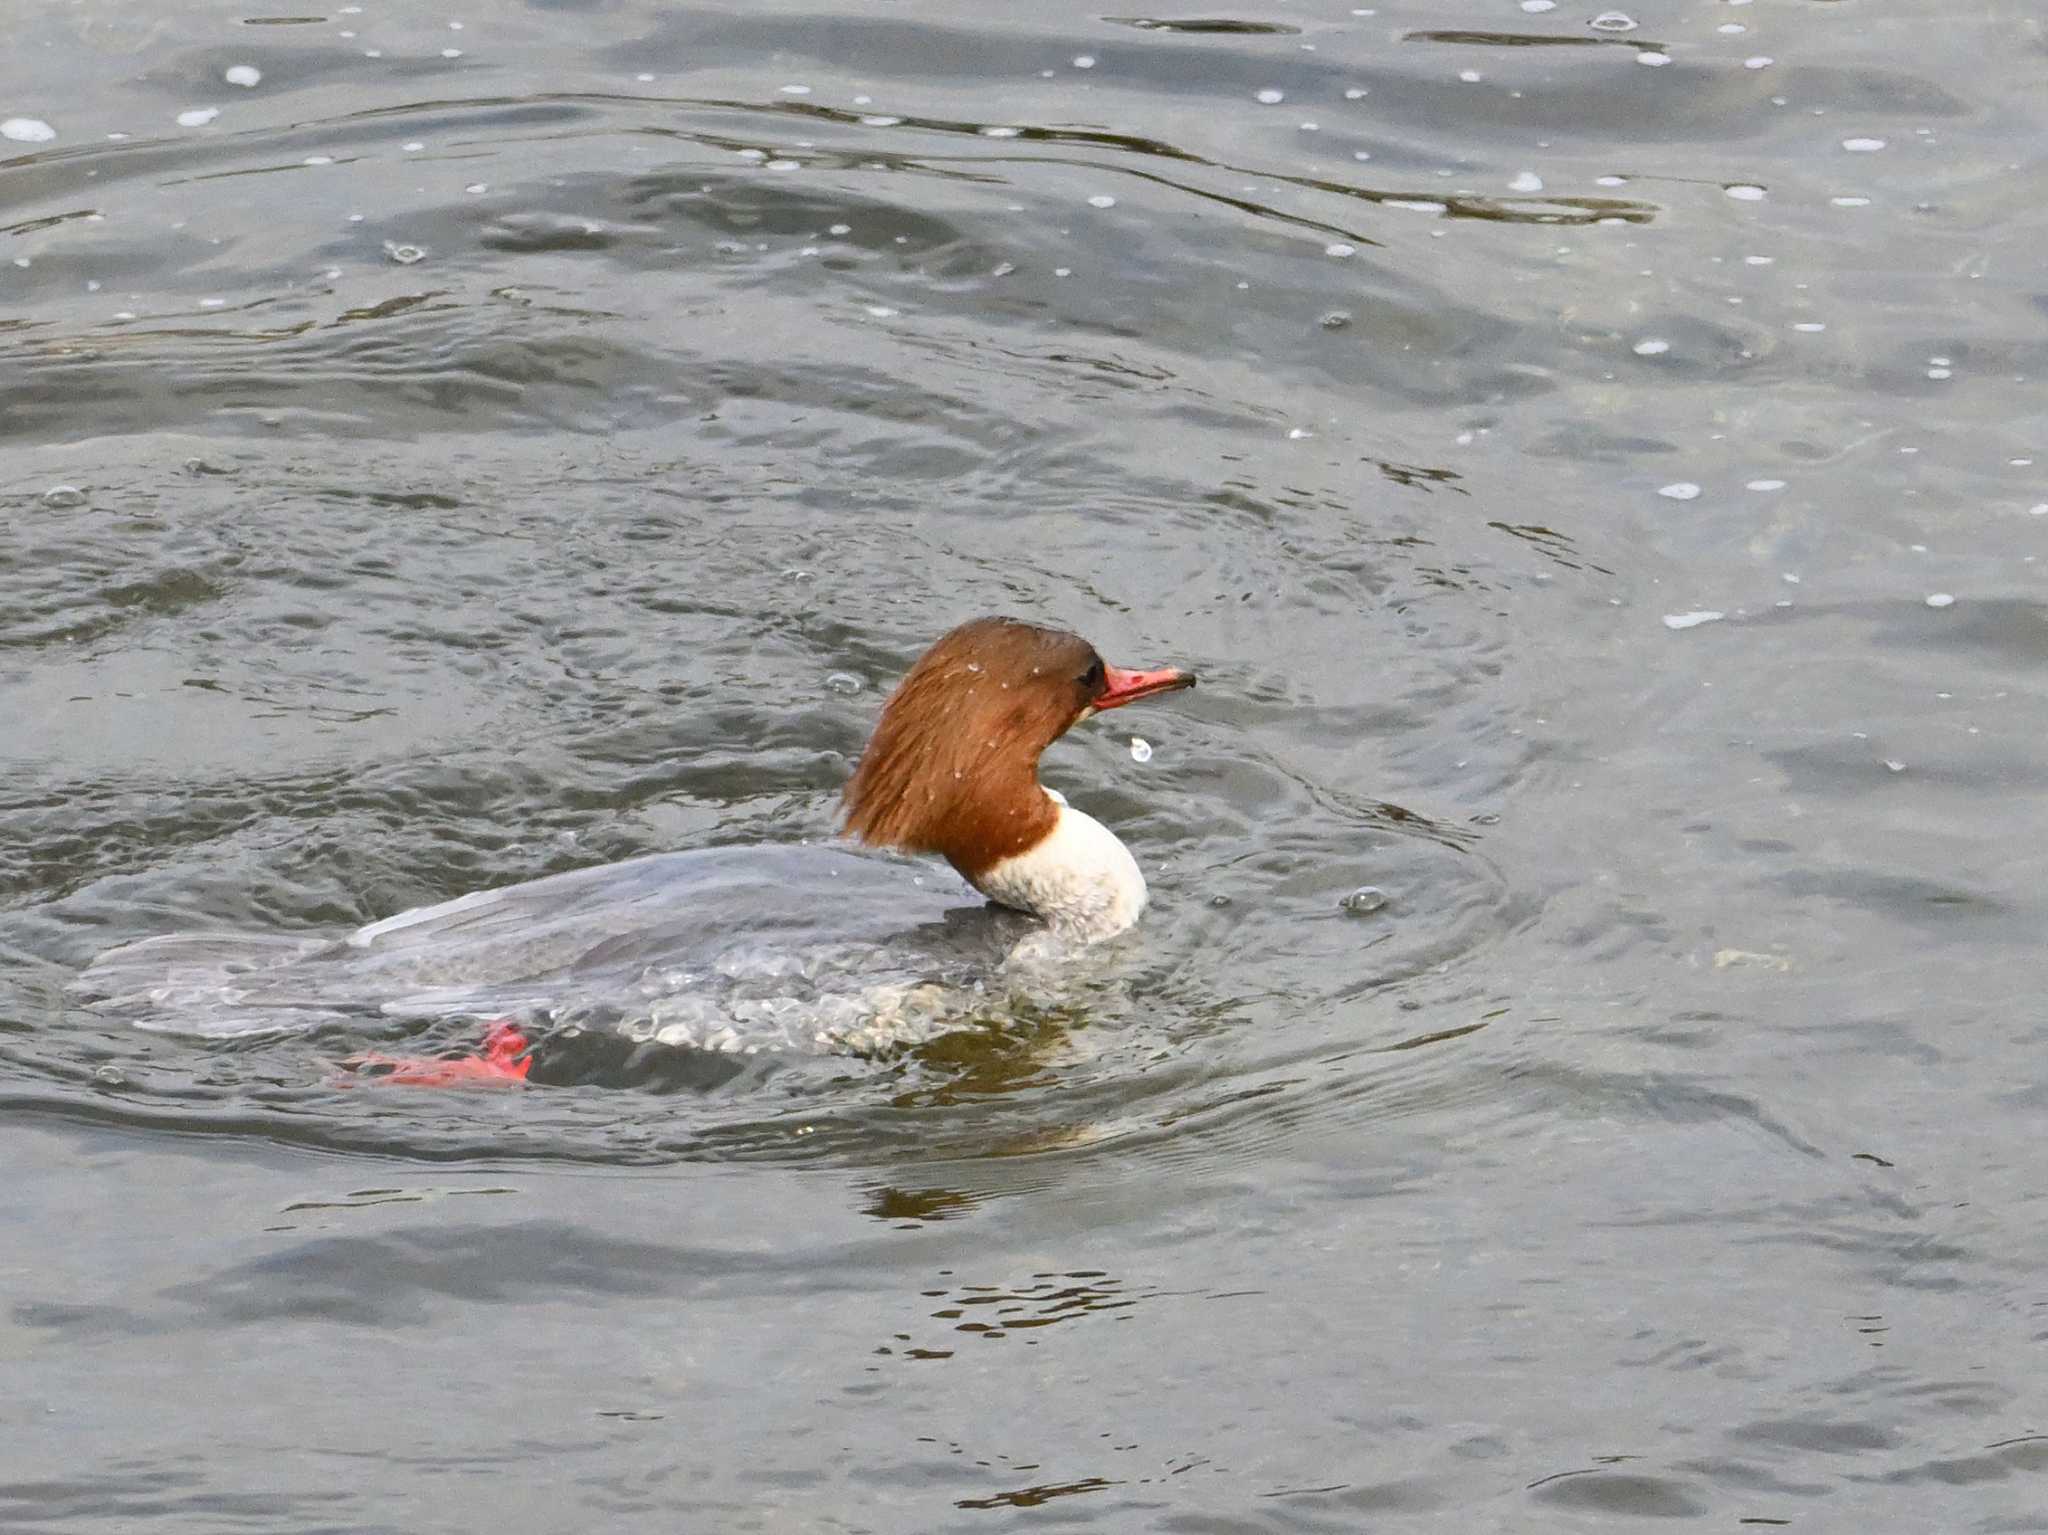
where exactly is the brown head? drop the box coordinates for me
[842,617,1195,884]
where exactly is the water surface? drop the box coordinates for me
[4,0,2046,1527]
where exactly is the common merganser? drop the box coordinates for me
[71,617,1196,1070]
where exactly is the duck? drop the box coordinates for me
[71,617,1197,1067]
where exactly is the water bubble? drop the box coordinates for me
[1340,886,1390,916]
[1459,69,1484,82]
[1725,183,1766,201]
[1344,87,1368,99]
[1744,55,1774,69]
[765,160,800,172]
[980,125,1021,137]
[1072,54,1096,69]
[92,1065,130,1089]
[42,484,87,508]
[1633,338,1670,356]
[824,672,863,695]
[1521,0,1556,10]
[859,114,902,127]
[382,241,427,264]
[464,181,488,193]
[441,48,463,58]
[1255,88,1285,104]
[306,155,335,166]
[1830,195,1871,208]
[828,223,851,235]
[779,83,811,95]
[1662,610,1725,630]
[1128,736,1153,764]
[1924,592,1955,608]
[1509,170,1544,193]
[1658,482,1702,501]
[1319,310,1353,330]
[1,118,57,143]
[176,108,220,127]
[1792,321,1826,332]
[1287,427,1314,440]
[1746,478,1787,491]
[1589,11,1638,31]
[1842,137,1886,153]
[1324,241,1356,257]
[224,64,262,87]
[1636,51,1672,66]
[2029,504,2048,517]
[864,305,898,318]
[1087,193,1117,208]
[1884,760,1907,773]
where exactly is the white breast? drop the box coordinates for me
[972,798,1148,941]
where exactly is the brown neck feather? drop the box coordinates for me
[842,619,1095,883]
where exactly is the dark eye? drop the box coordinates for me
[1080,658,1105,692]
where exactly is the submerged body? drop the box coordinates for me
[72,617,1196,1057]
[74,844,1034,1050]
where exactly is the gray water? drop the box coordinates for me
[5,0,2047,1528]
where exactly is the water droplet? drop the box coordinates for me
[1663,610,1724,630]
[1,118,57,143]
[42,484,87,508]
[1128,737,1153,764]
[1658,482,1702,501]
[1924,592,1955,608]
[176,108,220,127]
[1340,886,1390,916]
[382,241,427,264]
[224,64,262,87]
